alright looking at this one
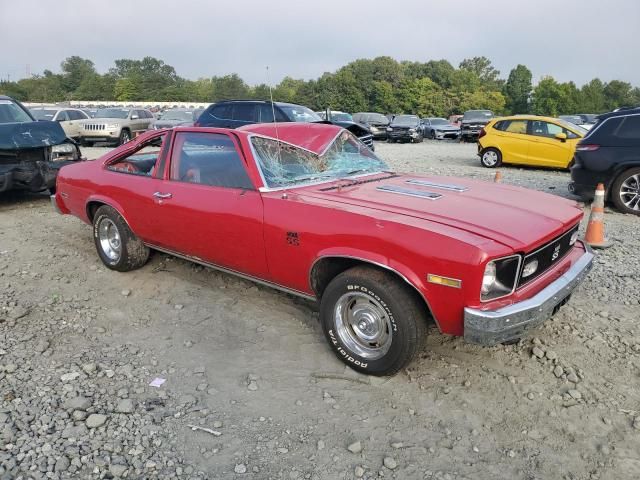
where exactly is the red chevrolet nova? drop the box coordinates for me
[52,123,594,375]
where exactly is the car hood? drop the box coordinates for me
[299,173,583,251]
[433,125,460,130]
[0,120,68,150]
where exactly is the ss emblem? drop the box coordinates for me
[551,244,561,261]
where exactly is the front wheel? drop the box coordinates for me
[611,167,640,215]
[320,266,427,376]
[480,148,502,168]
[93,205,149,271]
[118,129,131,146]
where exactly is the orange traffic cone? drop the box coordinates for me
[494,171,502,183]
[584,183,612,249]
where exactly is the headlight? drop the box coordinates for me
[51,143,78,161]
[521,259,539,278]
[370,126,378,132]
[386,127,393,132]
[481,255,522,301]
[105,123,120,129]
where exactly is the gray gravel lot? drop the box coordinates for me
[1,139,639,479]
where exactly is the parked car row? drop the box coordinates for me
[476,109,640,216]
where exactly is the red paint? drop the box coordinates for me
[55,124,585,337]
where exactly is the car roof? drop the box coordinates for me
[237,122,342,154]
[596,107,640,121]
[491,115,566,123]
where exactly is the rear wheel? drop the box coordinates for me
[320,266,427,376]
[611,167,640,215]
[480,148,502,168]
[93,205,149,271]
[430,130,436,140]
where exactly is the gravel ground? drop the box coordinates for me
[1,139,639,480]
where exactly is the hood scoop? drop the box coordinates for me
[376,185,442,200]
[405,179,468,192]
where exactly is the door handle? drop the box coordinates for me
[153,192,172,199]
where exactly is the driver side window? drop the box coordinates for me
[169,132,254,190]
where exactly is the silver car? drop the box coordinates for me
[30,107,90,140]
[78,108,154,146]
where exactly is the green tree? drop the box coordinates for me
[210,74,250,101]
[579,79,606,113]
[459,56,502,89]
[503,64,532,114]
[603,80,635,110]
[60,56,96,94]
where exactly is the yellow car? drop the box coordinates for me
[477,115,587,169]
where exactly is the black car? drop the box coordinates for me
[0,96,82,194]
[386,115,423,143]
[196,100,374,150]
[352,112,390,140]
[460,110,494,142]
[569,108,640,215]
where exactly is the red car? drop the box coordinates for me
[52,123,594,375]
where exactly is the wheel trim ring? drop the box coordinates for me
[620,174,640,210]
[333,292,393,360]
[483,151,498,166]
[98,218,122,261]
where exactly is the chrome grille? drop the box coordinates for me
[517,225,579,287]
[84,124,106,131]
[359,134,374,148]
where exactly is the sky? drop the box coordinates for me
[1,0,639,87]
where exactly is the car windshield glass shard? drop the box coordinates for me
[251,131,388,188]
[95,109,129,119]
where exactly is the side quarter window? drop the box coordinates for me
[107,134,166,177]
[169,132,254,190]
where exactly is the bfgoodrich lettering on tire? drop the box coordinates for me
[320,266,427,376]
[92,205,149,272]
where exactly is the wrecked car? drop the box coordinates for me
[0,96,82,194]
[53,123,593,376]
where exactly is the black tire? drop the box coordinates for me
[430,130,436,140]
[80,138,94,147]
[387,138,395,143]
[118,129,131,146]
[320,266,427,376]
[480,147,502,168]
[611,167,640,215]
[92,205,149,272]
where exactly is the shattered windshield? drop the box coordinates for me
[0,100,34,124]
[95,108,129,119]
[251,130,388,188]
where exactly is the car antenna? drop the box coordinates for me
[266,66,284,174]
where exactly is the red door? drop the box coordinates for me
[147,131,268,278]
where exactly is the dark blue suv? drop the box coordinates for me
[569,107,640,215]
[195,100,374,150]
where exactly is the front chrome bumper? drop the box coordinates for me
[463,247,594,346]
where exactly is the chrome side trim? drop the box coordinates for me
[309,254,440,329]
[405,179,468,192]
[145,244,317,302]
[376,185,442,200]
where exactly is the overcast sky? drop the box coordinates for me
[1,0,638,86]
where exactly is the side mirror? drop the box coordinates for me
[131,114,139,120]
[555,132,567,142]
